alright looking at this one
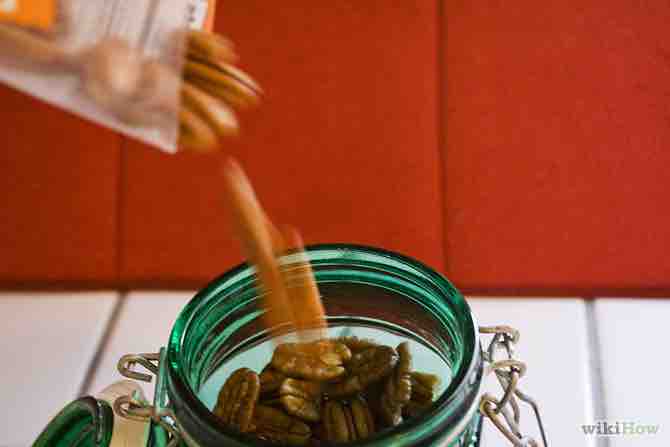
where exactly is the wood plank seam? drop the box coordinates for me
[76,292,127,396]
[437,0,448,276]
[114,134,128,284]
[584,300,610,447]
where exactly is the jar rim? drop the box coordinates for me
[166,244,482,446]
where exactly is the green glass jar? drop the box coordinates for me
[159,244,483,447]
[35,244,485,447]
[33,397,114,446]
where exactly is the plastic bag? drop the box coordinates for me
[0,0,211,152]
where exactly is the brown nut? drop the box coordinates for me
[179,107,218,151]
[187,29,238,63]
[336,336,379,354]
[279,378,322,422]
[379,392,402,427]
[112,61,180,127]
[402,399,433,419]
[327,345,398,398]
[410,371,441,403]
[259,365,286,397]
[136,61,180,110]
[81,38,143,113]
[380,342,413,426]
[271,340,351,381]
[323,401,349,443]
[323,397,375,443]
[187,56,262,96]
[393,342,413,405]
[182,81,238,137]
[213,368,260,433]
[258,398,284,410]
[185,75,258,110]
[184,60,259,109]
[350,396,376,439]
[311,423,327,441]
[252,405,312,446]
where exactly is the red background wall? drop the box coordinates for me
[1,1,668,295]
[445,1,670,295]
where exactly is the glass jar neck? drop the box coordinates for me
[164,244,482,447]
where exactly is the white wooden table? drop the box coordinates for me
[1,292,666,446]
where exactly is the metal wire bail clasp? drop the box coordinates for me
[117,352,160,382]
[478,326,549,447]
[113,393,181,447]
[115,351,182,447]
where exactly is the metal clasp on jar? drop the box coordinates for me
[113,332,548,447]
[478,325,549,447]
[116,350,183,447]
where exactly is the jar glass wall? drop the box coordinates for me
[153,245,483,447]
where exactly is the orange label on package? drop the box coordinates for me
[0,0,55,30]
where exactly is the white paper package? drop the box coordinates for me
[0,0,201,152]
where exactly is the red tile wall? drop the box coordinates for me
[444,1,670,295]
[1,1,668,296]
[0,86,120,285]
[119,1,445,286]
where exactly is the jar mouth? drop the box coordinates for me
[167,244,482,446]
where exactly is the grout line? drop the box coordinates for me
[115,134,128,285]
[584,300,610,447]
[76,293,127,397]
[436,0,449,275]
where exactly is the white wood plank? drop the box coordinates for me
[86,291,194,399]
[468,298,595,447]
[0,292,118,447]
[594,299,668,446]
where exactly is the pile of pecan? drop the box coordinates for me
[179,30,261,150]
[213,337,440,445]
